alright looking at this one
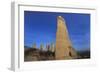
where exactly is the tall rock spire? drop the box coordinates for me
[55,16,78,60]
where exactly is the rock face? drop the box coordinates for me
[24,48,55,61]
[55,16,78,60]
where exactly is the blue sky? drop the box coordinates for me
[24,11,90,51]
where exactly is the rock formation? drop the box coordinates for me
[55,16,78,60]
